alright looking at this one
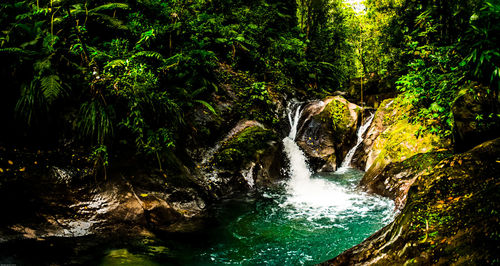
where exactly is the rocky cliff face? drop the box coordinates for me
[322,137,500,265]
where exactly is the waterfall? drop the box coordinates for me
[340,113,375,168]
[281,102,362,212]
[287,102,302,140]
[282,101,312,184]
[277,101,394,227]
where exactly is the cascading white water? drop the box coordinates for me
[283,102,312,184]
[340,113,375,168]
[281,102,392,219]
[287,102,302,141]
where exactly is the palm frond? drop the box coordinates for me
[15,80,47,126]
[77,101,114,144]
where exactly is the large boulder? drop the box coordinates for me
[452,84,500,152]
[296,96,361,171]
[200,121,283,195]
[322,137,500,265]
[361,97,446,179]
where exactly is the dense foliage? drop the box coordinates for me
[364,0,500,138]
[0,0,358,172]
[1,0,498,174]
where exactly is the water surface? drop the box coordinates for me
[158,168,394,265]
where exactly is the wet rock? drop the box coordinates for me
[452,84,500,152]
[359,151,452,210]
[0,147,210,243]
[296,96,361,171]
[322,137,500,265]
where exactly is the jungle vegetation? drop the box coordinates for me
[0,0,498,174]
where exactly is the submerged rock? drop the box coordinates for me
[296,96,361,171]
[322,137,500,265]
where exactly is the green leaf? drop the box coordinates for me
[194,100,217,115]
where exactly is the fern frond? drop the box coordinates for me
[90,3,130,13]
[104,59,126,69]
[34,58,52,73]
[40,75,64,103]
[131,51,164,61]
[91,13,129,31]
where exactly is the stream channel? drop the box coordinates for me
[117,102,395,265]
[1,102,395,265]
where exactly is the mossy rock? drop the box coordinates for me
[297,96,360,171]
[365,96,446,178]
[214,126,278,171]
[317,98,353,136]
[323,137,500,265]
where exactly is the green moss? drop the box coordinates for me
[214,126,277,170]
[399,151,452,173]
[372,118,443,170]
[101,249,159,266]
[318,98,352,134]
[368,95,449,178]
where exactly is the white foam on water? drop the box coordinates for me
[281,102,393,224]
